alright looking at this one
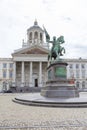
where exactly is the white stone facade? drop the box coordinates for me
[66,58,87,90]
[0,58,13,91]
[0,21,87,92]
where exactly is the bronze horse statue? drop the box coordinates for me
[48,36,65,61]
[43,26,65,61]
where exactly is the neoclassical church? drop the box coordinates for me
[11,20,49,91]
[0,20,87,92]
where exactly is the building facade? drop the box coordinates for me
[0,20,87,92]
[0,58,13,91]
[66,58,87,90]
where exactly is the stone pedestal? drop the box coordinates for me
[41,61,79,98]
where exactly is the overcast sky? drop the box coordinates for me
[0,0,87,59]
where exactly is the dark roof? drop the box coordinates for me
[27,25,43,32]
[27,20,43,32]
[27,25,43,31]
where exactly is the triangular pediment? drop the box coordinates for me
[12,45,49,56]
[21,48,48,54]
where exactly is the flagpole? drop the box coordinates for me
[43,25,50,50]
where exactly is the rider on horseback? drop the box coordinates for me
[43,26,65,61]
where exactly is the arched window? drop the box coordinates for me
[40,33,42,41]
[34,31,38,39]
[29,32,32,40]
[29,32,32,43]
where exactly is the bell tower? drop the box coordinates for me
[22,20,48,49]
[27,20,44,46]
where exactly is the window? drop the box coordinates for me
[29,32,32,40]
[82,70,85,78]
[3,63,7,68]
[69,64,73,69]
[3,71,6,78]
[34,31,38,39]
[76,70,80,78]
[82,81,85,89]
[76,81,80,88]
[40,33,42,41]
[81,64,85,69]
[9,63,13,68]
[76,64,79,69]
[9,71,13,78]
[69,70,74,78]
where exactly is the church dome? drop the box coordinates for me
[27,20,43,32]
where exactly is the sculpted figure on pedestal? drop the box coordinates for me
[43,26,65,61]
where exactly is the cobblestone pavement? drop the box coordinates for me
[0,93,87,130]
[0,119,87,130]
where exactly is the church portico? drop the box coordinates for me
[12,61,48,89]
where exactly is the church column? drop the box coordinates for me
[21,61,25,87]
[29,62,33,87]
[13,62,16,87]
[39,62,42,87]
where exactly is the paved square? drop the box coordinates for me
[0,93,87,129]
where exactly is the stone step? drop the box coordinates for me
[12,97,87,108]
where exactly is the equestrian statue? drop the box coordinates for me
[43,26,65,61]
